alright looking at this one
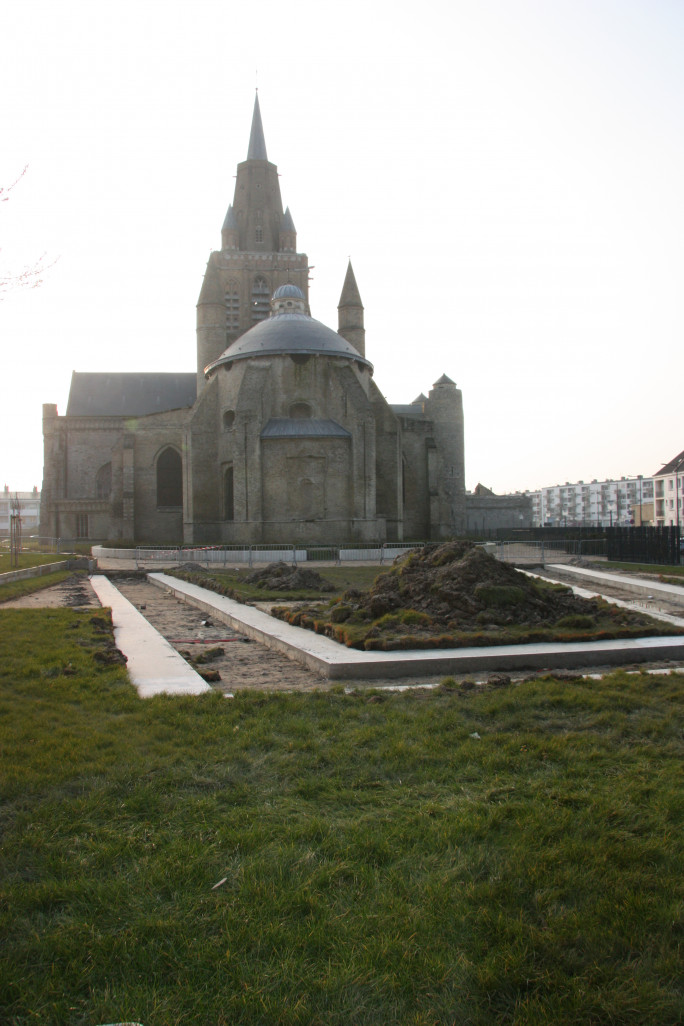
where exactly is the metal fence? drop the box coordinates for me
[491,538,606,565]
[134,542,424,568]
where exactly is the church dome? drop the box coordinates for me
[205,308,373,377]
[273,284,304,299]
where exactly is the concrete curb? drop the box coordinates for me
[148,573,684,679]
[548,564,684,609]
[90,576,211,698]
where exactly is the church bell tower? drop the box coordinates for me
[196,95,310,391]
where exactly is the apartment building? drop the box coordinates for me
[527,477,654,527]
[653,450,684,528]
[0,486,41,536]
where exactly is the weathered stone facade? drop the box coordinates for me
[41,97,466,545]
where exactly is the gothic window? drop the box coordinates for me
[255,226,263,244]
[76,514,89,538]
[96,462,112,500]
[224,465,234,521]
[251,275,270,323]
[222,409,235,430]
[225,280,240,334]
[156,447,183,508]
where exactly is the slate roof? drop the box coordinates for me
[261,418,351,439]
[390,404,429,421]
[653,449,684,477]
[247,93,268,161]
[206,311,373,374]
[65,372,197,417]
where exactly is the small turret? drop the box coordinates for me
[279,207,296,253]
[221,205,239,250]
[337,260,365,358]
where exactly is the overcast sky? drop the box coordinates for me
[1,0,682,495]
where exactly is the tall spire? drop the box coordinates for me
[339,260,363,308]
[337,260,365,357]
[247,92,268,161]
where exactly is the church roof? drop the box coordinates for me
[205,311,373,375]
[273,283,304,299]
[261,418,351,439]
[247,93,268,161]
[390,404,429,421]
[65,372,196,417]
[434,373,455,386]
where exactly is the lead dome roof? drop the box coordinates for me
[205,308,373,376]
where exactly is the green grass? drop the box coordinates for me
[0,569,73,603]
[0,552,65,574]
[1,609,683,1025]
[169,564,382,602]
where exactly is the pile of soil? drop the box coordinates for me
[275,541,681,650]
[245,562,335,592]
[358,542,591,625]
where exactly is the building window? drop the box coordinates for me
[224,466,234,521]
[222,409,235,430]
[76,514,89,538]
[225,280,240,334]
[255,226,263,244]
[251,275,270,323]
[157,447,183,508]
[96,462,112,500]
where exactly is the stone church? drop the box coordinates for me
[40,97,465,545]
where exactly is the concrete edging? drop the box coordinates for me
[90,576,211,698]
[148,573,684,680]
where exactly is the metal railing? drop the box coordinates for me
[134,541,424,568]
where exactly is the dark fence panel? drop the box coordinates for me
[605,526,681,565]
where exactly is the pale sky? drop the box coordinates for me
[1,0,682,494]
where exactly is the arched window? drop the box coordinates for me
[156,447,183,508]
[225,279,240,335]
[251,275,270,323]
[289,401,312,420]
[96,462,112,499]
[224,465,234,521]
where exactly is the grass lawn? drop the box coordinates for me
[0,552,66,574]
[1,609,683,1025]
[0,570,73,604]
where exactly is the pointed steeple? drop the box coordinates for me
[337,260,365,357]
[339,260,362,308]
[247,92,268,161]
[279,206,297,253]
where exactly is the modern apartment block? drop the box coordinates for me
[527,477,654,527]
[0,486,41,536]
[653,450,684,528]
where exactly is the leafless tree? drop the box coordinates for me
[1,166,57,298]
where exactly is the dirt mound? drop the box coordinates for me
[246,562,335,592]
[275,541,679,650]
[358,541,590,626]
